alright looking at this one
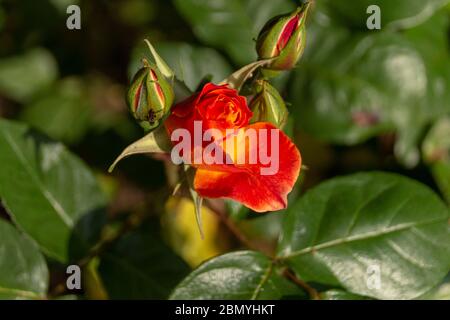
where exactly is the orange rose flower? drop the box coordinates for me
[165,83,301,212]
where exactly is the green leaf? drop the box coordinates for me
[0,48,58,103]
[53,294,80,300]
[130,42,232,92]
[108,125,171,172]
[170,251,305,300]
[277,172,450,300]
[0,119,107,262]
[320,289,370,300]
[423,117,450,203]
[239,212,284,246]
[0,219,48,299]
[173,0,294,65]
[290,16,450,166]
[48,0,80,13]
[418,274,450,300]
[403,10,450,63]
[226,199,250,221]
[429,162,450,204]
[20,77,92,144]
[68,209,108,262]
[99,222,190,299]
[320,0,450,29]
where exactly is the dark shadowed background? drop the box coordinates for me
[0,0,449,300]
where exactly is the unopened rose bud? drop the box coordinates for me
[250,81,288,128]
[256,2,310,71]
[127,59,174,129]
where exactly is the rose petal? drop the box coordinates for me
[193,123,301,212]
[277,14,300,54]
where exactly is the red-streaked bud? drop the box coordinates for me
[249,80,288,128]
[127,59,174,130]
[256,2,310,71]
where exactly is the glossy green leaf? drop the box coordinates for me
[173,0,294,65]
[423,117,450,203]
[226,199,250,221]
[170,251,304,300]
[277,172,450,300]
[320,289,370,300]
[290,15,450,166]
[53,294,80,300]
[239,213,284,247]
[320,0,450,29]
[0,119,107,262]
[0,48,58,103]
[21,77,92,144]
[99,223,190,299]
[418,274,450,300]
[429,162,450,204]
[68,209,108,262]
[0,219,48,300]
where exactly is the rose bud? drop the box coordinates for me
[256,2,310,71]
[250,81,288,128]
[127,58,174,130]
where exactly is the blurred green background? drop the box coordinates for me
[0,0,449,299]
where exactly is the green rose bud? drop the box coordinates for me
[250,80,288,128]
[256,2,310,71]
[127,59,174,130]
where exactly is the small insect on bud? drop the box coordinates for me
[250,80,288,128]
[256,2,311,71]
[127,59,174,130]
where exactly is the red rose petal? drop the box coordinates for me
[193,123,301,212]
[277,14,300,54]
